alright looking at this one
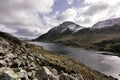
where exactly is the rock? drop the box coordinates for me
[70,74,85,80]
[51,68,58,76]
[59,73,85,80]
[0,52,5,56]
[0,68,19,80]
[18,68,28,79]
[0,73,16,80]
[59,73,70,80]
[5,53,15,59]
[28,55,34,61]
[35,66,59,80]
[0,68,29,80]
[0,52,5,60]
[0,60,6,67]
[10,62,19,68]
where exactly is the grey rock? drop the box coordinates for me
[59,73,70,80]
[35,66,59,80]
[0,60,6,67]
[0,68,19,80]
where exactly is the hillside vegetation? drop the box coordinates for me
[0,31,116,80]
[35,24,120,54]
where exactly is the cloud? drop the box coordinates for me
[0,24,17,33]
[74,0,120,27]
[1,0,120,38]
[56,8,77,22]
[0,0,56,38]
[66,0,73,4]
[51,0,120,27]
[82,3,108,16]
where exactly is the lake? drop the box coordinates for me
[29,42,120,79]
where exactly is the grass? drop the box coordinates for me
[0,31,116,80]
[26,43,115,80]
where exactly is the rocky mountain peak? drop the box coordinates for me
[51,21,83,34]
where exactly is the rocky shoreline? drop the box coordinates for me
[0,32,116,80]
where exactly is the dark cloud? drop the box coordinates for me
[83,3,108,16]
[14,28,38,37]
[0,0,56,38]
[56,8,77,22]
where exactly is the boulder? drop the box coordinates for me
[18,68,28,79]
[35,66,59,80]
[0,60,6,67]
[0,68,19,80]
[59,73,70,80]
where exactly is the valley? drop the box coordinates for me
[35,18,120,55]
[0,31,115,80]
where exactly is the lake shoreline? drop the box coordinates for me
[29,41,120,79]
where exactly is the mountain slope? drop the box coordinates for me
[92,18,120,29]
[35,21,83,41]
[0,31,115,80]
[35,18,120,54]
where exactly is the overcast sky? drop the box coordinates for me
[0,0,120,38]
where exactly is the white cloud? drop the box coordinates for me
[52,0,120,27]
[1,0,120,38]
[57,8,77,22]
[74,0,120,27]
[66,0,73,4]
[0,24,17,33]
[0,0,56,38]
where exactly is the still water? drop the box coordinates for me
[30,42,120,79]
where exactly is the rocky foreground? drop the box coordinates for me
[0,32,116,80]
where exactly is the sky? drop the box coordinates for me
[0,0,120,38]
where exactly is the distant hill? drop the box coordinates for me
[35,21,83,41]
[35,18,120,54]
[92,18,120,29]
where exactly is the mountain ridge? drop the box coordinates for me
[35,18,120,54]
[92,18,120,29]
[35,21,83,41]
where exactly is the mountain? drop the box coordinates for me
[0,31,115,80]
[92,18,120,29]
[35,21,83,41]
[35,18,120,54]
